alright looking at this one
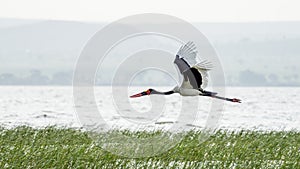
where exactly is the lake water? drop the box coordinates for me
[0,86,299,131]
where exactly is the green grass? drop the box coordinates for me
[0,126,300,168]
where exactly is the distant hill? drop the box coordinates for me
[0,18,299,86]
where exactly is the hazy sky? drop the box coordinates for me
[0,0,300,22]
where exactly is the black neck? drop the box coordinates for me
[163,91,175,95]
[152,90,174,95]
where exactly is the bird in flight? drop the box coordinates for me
[130,41,241,103]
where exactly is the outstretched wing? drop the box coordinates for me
[193,61,212,89]
[173,41,212,89]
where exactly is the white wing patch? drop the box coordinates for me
[195,60,213,70]
[176,41,198,66]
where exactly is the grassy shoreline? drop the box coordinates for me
[0,126,299,168]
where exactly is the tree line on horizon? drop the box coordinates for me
[0,69,298,86]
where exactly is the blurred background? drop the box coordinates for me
[0,0,299,87]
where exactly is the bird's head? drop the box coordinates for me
[130,88,155,98]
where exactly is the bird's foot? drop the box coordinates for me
[231,98,241,103]
[202,90,218,96]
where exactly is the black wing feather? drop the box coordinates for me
[174,55,190,73]
[174,56,203,90]
[183,68,203,89]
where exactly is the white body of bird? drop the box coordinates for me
[178,88,202,96]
